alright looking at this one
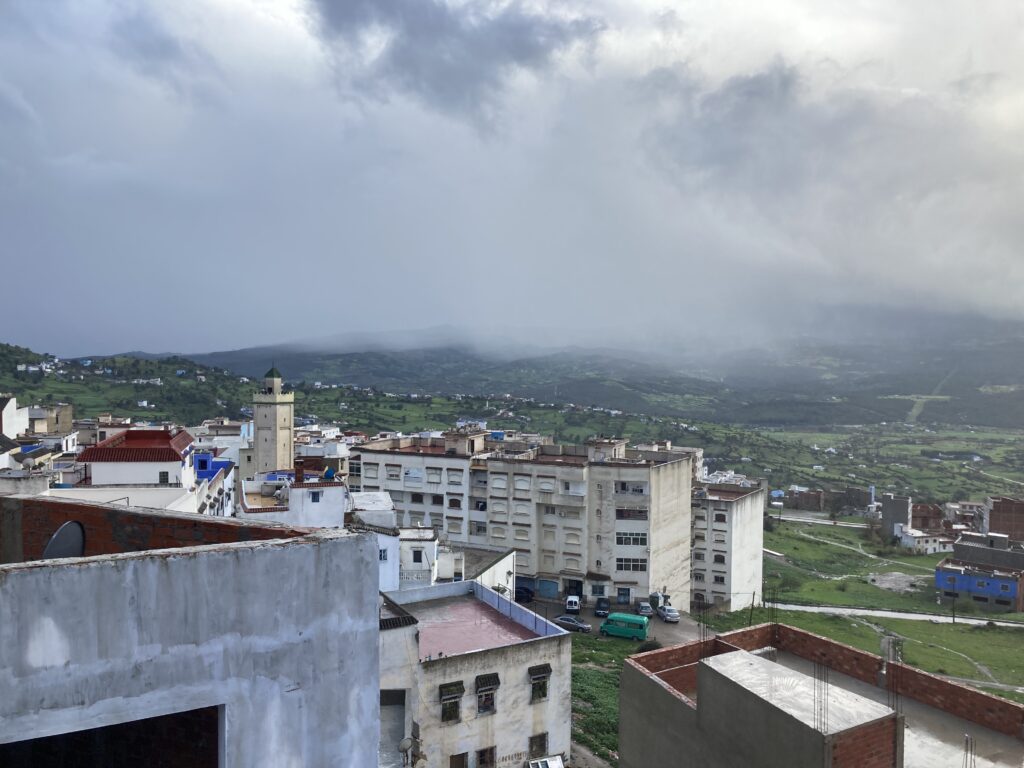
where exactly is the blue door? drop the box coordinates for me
[538,579,559,599]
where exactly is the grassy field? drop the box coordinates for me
[762,521,952,613]
[572,633,643,765]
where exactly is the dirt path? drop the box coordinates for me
[853,617,998,683]
[794,529,935,573]
[571,741,615,768]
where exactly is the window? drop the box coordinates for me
[615,558,647,572]
[515,528,530,541]
[246,455,252,463]
[412,549,423,564]
[996,599,1012,606]
[713,554,725,564]
[439,681,464,723]
[615,508,648,521]
[616,531,647,546]
[565,557,580,571]
[943,590,958,598]
[475,500,487,512]
[472,522,487,536]
[529,664,551,703]
[158,471,169,485]
[448,497,462,509]
[514,475,531,491]
[198,458,209,471]
[714,513,727,523]
[448,522,462,535]
[386,464,401,481]
[431,494,444,505]
[1000,584,1011,592]
[616,587,631,603]
[426,467,442,484]
[363,463,379,480]
[591,585,606,596]
[543,505,556,515]
[447,469,463,486]
[529,733,549,759]
[972,595,989,603]
[411,493,424,504]
[476,673,499,714]
[976,580,988,589]
[449,755,467,768]
[491,526,506,539]
[693,572,705,582]
[310,491,321,503]
[379,549,388,561]
[693,532,706,541]
[713,575,725,584]
[477,747,496,768]
[694,552,705,561]
[565,532,581,546]
[491,474,508,490]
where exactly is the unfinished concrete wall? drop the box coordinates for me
[0,497,310,564]
[649,458,691,605]
[619,660,697,768]
[0,529,380,767]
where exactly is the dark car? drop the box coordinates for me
[514,586,535,604]
[593,597,611,617]
[553,615,592,633]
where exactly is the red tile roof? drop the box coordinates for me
[79,429,194,463]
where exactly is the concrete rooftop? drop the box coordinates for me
[704,651,893,735]
[411,594,538,658]
[775,652,1024,768]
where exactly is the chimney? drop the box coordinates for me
[294,459,305,485]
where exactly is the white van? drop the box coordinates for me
[565,595,581,614]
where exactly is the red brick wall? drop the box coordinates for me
[776,625,884,686]
[11,498,309,560]
[656,665,698,700]
[990,499,1024,540]
[892,663,1024,737]
[830,716,898,768]
[631,639,717,673]
[717,623,777,651]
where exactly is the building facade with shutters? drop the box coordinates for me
[378,559,571,768]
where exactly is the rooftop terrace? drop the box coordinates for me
[412,594,538,658]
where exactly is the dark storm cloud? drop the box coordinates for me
[307,0,603,117]
[0,0,1021,355]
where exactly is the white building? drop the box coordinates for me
[0,396,29,441]
[379,551,571,768]
[353,431,695,610]
[78,428,196,488]
[896,523,953,555]
[690,482,767,611]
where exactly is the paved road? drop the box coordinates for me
[777,515,868,529]
[772,602,1024,628]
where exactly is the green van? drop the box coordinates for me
[599,612,649,641]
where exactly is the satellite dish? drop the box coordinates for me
[41,521,85,560]
[398,738,413,753]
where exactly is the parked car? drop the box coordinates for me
[593,597,611,617]
[657,605,680,623]
[634,601,654,617]
[514,586,535,604]
[565,595,581,614]
[553,615,592,633]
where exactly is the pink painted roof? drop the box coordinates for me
[413,595,537,658]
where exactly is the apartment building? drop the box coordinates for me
[353,430,694,609]
[380,552,571,768]
[690,483,766,611]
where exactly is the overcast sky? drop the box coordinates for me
[2,1,1022,356]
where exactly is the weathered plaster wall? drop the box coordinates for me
[0,529,380,768]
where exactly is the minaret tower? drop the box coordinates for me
[252,366,294,474]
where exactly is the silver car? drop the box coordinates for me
[657,605,680,623]
[635,601,654,617]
